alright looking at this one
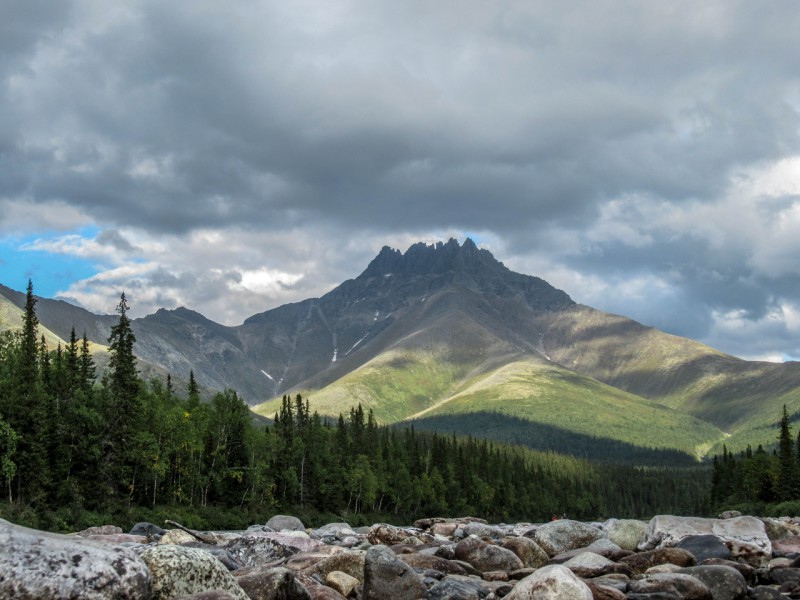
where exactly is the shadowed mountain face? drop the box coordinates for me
[3,238,800,458]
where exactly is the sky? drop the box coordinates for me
[1,1,799,362]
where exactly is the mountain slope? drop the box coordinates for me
[6,239,800,457]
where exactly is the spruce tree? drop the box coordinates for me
[777,404,797,501]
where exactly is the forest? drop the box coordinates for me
[0,281,711,532]
[710,405,800,516]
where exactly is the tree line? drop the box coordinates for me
[0,282,711,530]
[710,405,800,513]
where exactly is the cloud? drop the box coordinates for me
[1,0,799,360]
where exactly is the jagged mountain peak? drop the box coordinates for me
[361,237,506,279]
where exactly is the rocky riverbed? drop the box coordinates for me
[4,512,800,599]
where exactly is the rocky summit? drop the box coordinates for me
[5,512,800,599]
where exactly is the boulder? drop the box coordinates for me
[235,566,311,600]
[505,564,593,599]
[0,517,151,600]
[173,592,239,600]
[532,519,606,556]
[159,528,197,545]
[561,551,631,578]
[266,515,306,532]
[454,535,524,572]
[362,545,427,600]
[628,572,713,599]
[368,523,428,546]
[76,524,123,537]
[325,570,360,597]
[601,518,648,551]
[427,576,491,599]
[129,521,167,537]
[677,565,748,600]
[584,580,628,600]
[676,534,733,563]
[397,552,468,575]
[501,536,549,569]
[771,534,800,556]
[225,532,313,568]
[639,515,771,566]
[141,544,249,600]
[620,546,696,575]
[300,550,366,581]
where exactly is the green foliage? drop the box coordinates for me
[710,407,800,511]
[0,282,713,532]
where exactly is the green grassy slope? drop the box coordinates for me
[538,305,800,440]
[407,358,726,459]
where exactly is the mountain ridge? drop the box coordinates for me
[3,238,798,458]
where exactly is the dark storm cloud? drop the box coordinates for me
[2,0,800,358]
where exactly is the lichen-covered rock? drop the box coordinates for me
[455,535,524,572]
[532,519,607,556]
[501,536,549,569]
[639,515,771,566]
[0,517,151,600]
[505,564,593,599]
[601,518,648,551]
[159,528,197,545]
[362,545,427,600]
[266,515,306,532]
[141,544,249,600]
[325,570,360,597]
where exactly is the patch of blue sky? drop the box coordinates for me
[0,227,103,297]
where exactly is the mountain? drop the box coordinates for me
[3,239,799,459]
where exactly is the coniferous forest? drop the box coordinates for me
[710,405,800,517]
[0,282,713,532]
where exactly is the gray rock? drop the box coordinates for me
[129,521,166,537]
[505,564,593,599]
[561,551,631,578]
[235,566,312,600]
[76,524,124,537]
[300,550,366,581]
[628,573,713,599]
[501,536,549,569]
[532,519,606,556]
[141,544,249,600]
[314,523,356,538]
[266,515,306,532]
[183,541,245,571]
[620,546,697,575]
[677,565,747,600]
[362,544,427,600]
[225,532,309,567]
[0,517,151,600]
[398,552,468,575]
[427,576,491,599]
[454,535,524,572]
[676,534,733,562]
[173,592,239,600]
[638,515,771,566]
[749,586,786,599]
